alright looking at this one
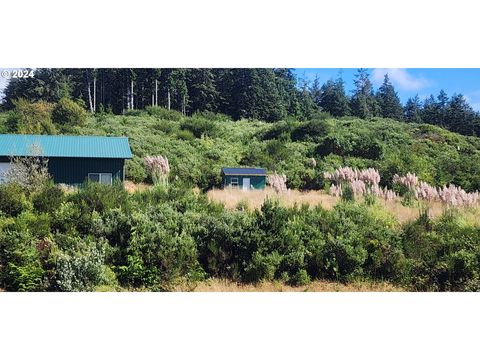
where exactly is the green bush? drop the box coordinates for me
[53,234,114,292]
[33,183,65,214]
[6,99,57,134]
[52,97,88,127]
[118,205,204,289]
[180,117,218,138]
[0,183,29,216]
[0,231,46,291]
[125,158,147,183]
[145,106,184,121]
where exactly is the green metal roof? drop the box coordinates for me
[221,167,267,176]
[0,134,133,159]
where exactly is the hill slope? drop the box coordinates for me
[66,110,480,192]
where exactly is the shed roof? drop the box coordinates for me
[0,134,133,159]
[221,167,267,176]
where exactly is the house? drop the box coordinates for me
[0,134,133,185]
[221,167,267,190]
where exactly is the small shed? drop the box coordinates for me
[0,134,133,185]
[221,167,266,190]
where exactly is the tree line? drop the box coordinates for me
[2,68,480,136]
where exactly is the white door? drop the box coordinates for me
[0,163,11,184]
[242,177,250,191]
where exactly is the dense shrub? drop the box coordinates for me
[180,117,218,138]
[125,158,147,183]
[33,183,65,214]
[0,231,46,291]
[118,205,204,289]
[145,106,184,121]
[0,183,29,216]
[53,234,115,291]
[52,97,88,127]
[6,98,56,134]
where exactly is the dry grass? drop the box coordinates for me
[188,278,403,292]
[207,188,480,225]
[124,180,153,193]
[208,188,339,210]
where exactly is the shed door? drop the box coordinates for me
[0,163,11,184]
[243,177,250,191]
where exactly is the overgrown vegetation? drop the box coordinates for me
[1,73,480,291]
[1,180,479,292]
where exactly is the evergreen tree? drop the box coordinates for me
[421,95,440,125]
[404,95,422,123]
[298,79,318,120]
[274,68,300,117]
[319,75,350,117]
[350,68,379,119]
[436,89,449,127]
[310,75,322,107]
[446,94,476,135]
[376,74,403,120]
[186,69,218,113]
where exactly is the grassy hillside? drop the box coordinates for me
[2,109,480,292]
[64,109,480,192]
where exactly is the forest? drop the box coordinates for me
[0,68,480,292]
[2,68,480,137]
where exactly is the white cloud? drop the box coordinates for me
[372,68,431,91]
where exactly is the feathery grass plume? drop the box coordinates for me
[439,184,479,207]
[144,155,170,186]
[325,166,391,200]
[330,184,342,197]
[393,172,419,190]
[414,181,439,202]
[267,172,288,194]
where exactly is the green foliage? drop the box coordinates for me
[0,178,479,291]
[32,183,65,214]
[6,98,57,134]
[145,106,184,121]
[0,231,46,291]
[0,183,29,216]
[341,183,354,202]
[53,234,114,292]
[180,117,218,138]
[52,97,88,128]
[125,158,147,183]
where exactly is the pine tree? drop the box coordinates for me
[421,95,439,125]
[310,75,322,107]
[350,69,379,119]
[274,68,300,117]
[298,79,318,120]
[319,75,350,117]
[436,90,449,127]
[446,94,476,135]
[404,95,422,123]
[186,69,218,113]
[376,74,403,120]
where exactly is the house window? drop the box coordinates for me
[230,177,239,188]
[88,173,113,185]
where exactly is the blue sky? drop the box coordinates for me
[2,68,480,111]
[294,68,480,111]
